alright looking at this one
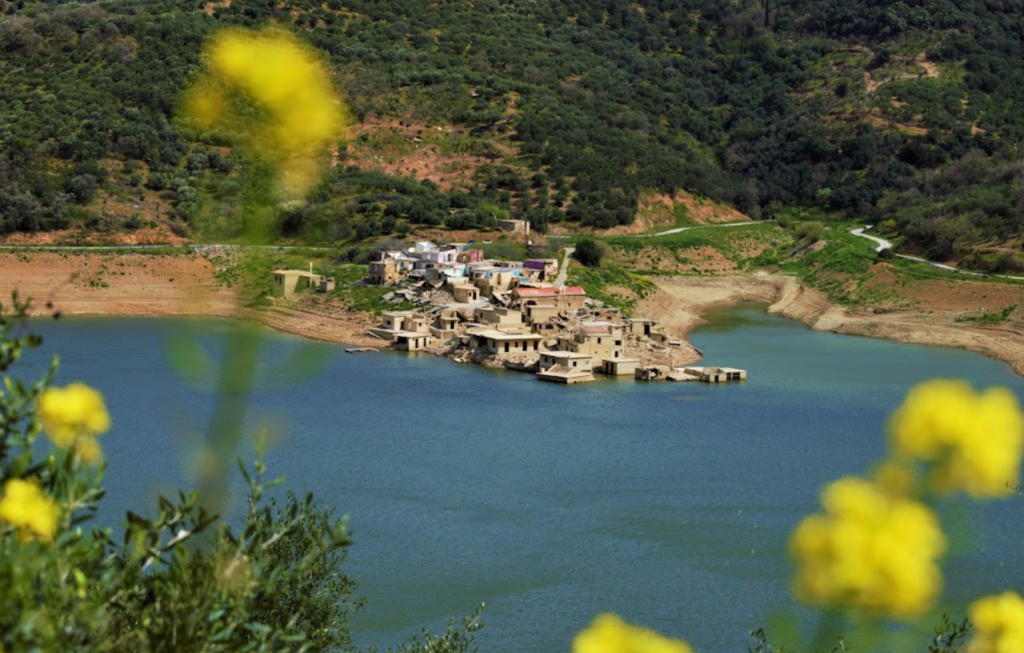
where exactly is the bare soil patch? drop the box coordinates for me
[0,252,234,318]
[0,224,189,246]
[344,117,519,192]
[0,252,381,345]
[613,247,690,274]
[203,0,231,15]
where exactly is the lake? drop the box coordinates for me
[20,303,1024,653]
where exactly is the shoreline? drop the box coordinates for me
[1,252,1021,377]
[636,272,1024,377]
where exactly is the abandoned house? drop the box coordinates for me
[513,286,587,311]
[272,266,325,298]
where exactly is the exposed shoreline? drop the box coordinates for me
[635,272,1024,377]
[1,253,1021,377]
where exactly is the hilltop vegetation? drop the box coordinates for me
[1,0,1023,265]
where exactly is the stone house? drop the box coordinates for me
[536,351,594,384]
[272,268,324,298]
[514,286,587,311]
[469,328,543,355]
[564,322,623,368]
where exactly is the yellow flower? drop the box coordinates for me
[573,614,694,653]
[183,27,349,197]
[36,382,109,464]
[789,476,945,619]
[966,591,1024,653]
[890,380,1024,497]
[0,479,60,542]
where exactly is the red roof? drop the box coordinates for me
[515,286,586,297]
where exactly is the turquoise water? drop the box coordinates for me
[20,304,1024,653]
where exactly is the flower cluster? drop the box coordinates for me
[789,379,1024,625]
[889,380,1024,497]
[0,478,60,542]
[36,382,110,464]
[573,614,693,653]
[789,476,945,619]
[967,591,1024,653]
[183,27,348,197]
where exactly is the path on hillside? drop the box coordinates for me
[554,246,574,286]
[639,219,774,238]
[849,227,892,252]
[849,226,1024,281]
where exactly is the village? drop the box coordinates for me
[269,224,746,385]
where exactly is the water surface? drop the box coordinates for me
[20,304,1024,653]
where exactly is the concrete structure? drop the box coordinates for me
[477,306,523,327]
[417,248,459,266]
[523,259,558,281]
[473,270,519,298]
[514,286,587,311]
[564,322,623,368]
[602,358,638,377]
[370,311,432,342]
[537,351,595,384]
[272,267,324,298]
[498,219,530,235]
[681,367,747,383]
[470,329,543,355]
[368,251,416,286]
[627,318,657,337]
[451,284,480,303]
[434,308,460,332]
[456,249,485,264]
[524,303,562,327]
[395,333,431,351]
[318,277,336,293]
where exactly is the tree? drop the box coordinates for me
[573,237,605,267]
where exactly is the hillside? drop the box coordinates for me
[1,0,1023,267]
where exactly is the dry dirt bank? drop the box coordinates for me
[637,273,1024,377]
[0,253,380,347]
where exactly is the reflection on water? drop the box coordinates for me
[20,306,1024,653]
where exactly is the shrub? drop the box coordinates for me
[795,221,824,242]
[573,237,606,267]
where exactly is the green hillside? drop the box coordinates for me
[1,0,1023,266]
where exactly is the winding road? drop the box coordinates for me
[641,219,775,238]
[553,246,574,286]
[849,226,1024,281]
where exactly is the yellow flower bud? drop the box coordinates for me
[36,383,109,464]
[789,476,945,619]
[0,479,60,542]
[967,591,1024,653]
[573,614,694,653]
[183,28,349,198]
[890,380,1024,497]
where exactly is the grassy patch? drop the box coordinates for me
[606,222,792,272]
[566,262,655,315]
[955,304,1017,325]
[480,239,528,261]
[328,264,413,315]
